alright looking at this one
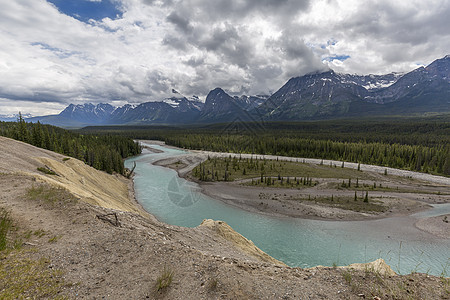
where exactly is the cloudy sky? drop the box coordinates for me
[0,0,449,116]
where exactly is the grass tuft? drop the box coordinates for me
[207,278,219,291]
[48,235,60,243]
[0,209,70,298]
[342,270,352,284]
[0,208,13,251]
[26,184,77,206]
[155,265,174,292]
[37,167,57,175]
[292,194,386,213]
[0,251,70,299]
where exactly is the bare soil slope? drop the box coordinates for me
[0,136,141,214]
[0,137,448,299]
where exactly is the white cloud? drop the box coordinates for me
[0,98,66,116]
[0,0,449,115]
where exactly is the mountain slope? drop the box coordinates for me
[256,55,450,120]
[257,70,366,120]
[23,55,450,126]
[198,88,253,123]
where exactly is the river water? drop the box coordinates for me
[125,143,450,276]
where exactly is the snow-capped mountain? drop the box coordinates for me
[22,55,450,127]
[197,88,268,123]
[29,90,205,126]
[58,103,115,124]
[257,55,450,119]
[233,95,268,111]
[0,113,33,122]
[163,89,205,113]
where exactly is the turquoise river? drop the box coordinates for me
[125,143,450,276]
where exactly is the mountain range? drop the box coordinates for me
[24,55,450,127]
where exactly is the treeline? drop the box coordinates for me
[0,116,141,175]
[79,117,450,176]
[166,134,449,175]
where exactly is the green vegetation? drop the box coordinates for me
[0,208,13,251]
[244,177,317,188]
[0,207,69,298]
[79,115,450,176]
[37,167,57,175]
[155,265,174,292]
[48,235,60,243]
[193,155,373,182]
[289,194,386,213]
[336,181,448,195]
[27,185,78,206]
[342,270,352,284]
[0,252,70,299]
[0,113,141,175]
[207,278,219,291]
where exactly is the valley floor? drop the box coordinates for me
[0,137,449,299]
[152,142,450,237]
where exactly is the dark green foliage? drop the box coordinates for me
[364,191,369,203]
[0,208,12,251]
[37,167,56,176]
[0,119,141,175]
[78,116,450,176]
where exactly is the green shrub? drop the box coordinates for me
[0,208,13,251]
[156,265,174,291]
[37,167,56,175]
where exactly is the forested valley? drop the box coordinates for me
[0,115,141,175]
[80,115,450,177]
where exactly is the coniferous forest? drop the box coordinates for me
[1,114,448,177]
[79,115,450,177]
[0,115,141,175]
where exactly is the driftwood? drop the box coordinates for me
[126,161,137,179]
[96,213,121,227]
[38,165,60,176]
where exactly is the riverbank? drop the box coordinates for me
[150,141,449,223]
[1,136,449,298]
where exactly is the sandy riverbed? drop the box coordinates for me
[148,141,450,235]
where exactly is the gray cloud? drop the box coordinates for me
[162,35,189,51]
[163,0,311,22]
[183,55,205,67]
[166,11,193,33]
[0,0,449,115]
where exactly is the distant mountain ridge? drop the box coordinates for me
[0,113,33,122]
[26,55,450,127]
[257,55,449,120]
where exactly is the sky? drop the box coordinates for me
[0,0,449,116]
